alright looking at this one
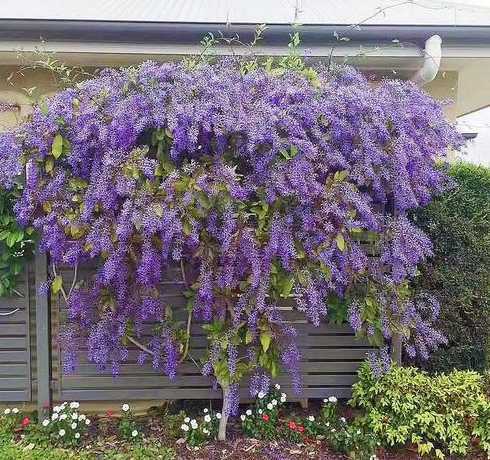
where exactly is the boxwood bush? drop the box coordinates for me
[410,162,490,372]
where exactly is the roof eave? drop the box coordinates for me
[2,19,490,47]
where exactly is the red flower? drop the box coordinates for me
[297,425,305,433]
[21,417,30,428]
[288,421,297,430]
[106,410,114,418]
[262,414,269,422]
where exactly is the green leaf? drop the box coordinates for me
[51,134,64,159]
[45,158,55,173]
[6,232,17,248]
[335,233,346,251]
[260,331,272,353]
[52,275,63,294]
[245,329,254,345]
[334,170,349,182]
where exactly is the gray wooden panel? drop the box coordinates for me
[54,264,374,403]
[60,386,355,401]
[0,266,31,402]
[0,364,28,376]
[0,390,30,402]
[0,350,28,362]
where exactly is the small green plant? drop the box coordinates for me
[37,401,90,447]
[118,403,141,441]
[1,407,31,442]
[240,384,287,440]
[180,408,219,447]
[0,187,35,296]
[281,419,305,443]
[351,363,490,458]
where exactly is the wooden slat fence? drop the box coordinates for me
[0,267,32,402]
[0,256,375,411]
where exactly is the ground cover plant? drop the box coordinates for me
[0,34,464,439]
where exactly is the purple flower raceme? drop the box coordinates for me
[0,59,464,396]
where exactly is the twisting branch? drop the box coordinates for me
[179,259,193,363]
[126,335,154,356]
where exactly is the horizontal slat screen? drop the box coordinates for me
[53,264,373,402]
[0,269,31,402]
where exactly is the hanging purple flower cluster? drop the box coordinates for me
[0,59,463,396]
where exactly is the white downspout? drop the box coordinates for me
[411,35,442,86]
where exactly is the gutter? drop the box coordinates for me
[2,19,490,46]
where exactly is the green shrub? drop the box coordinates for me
[410,162,490,372]
[350,363,490,458]
[0,187,35,296]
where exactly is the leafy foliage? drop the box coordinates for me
[0,186,34,296]
[180,409,220,447]
[410,162,490,372]
[0,38,463,429]
[351,363,490,458]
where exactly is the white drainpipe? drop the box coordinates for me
[411,34,442,86]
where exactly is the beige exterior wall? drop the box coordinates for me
[0,62,461,132]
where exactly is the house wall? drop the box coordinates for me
[0,64,461,131]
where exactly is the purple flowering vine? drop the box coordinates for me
[0,56,464,439]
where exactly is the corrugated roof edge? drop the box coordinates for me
[1,19,490,46]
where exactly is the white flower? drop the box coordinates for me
[3,409,11,415]
[308,416,315,422]
[203,428,209,435]
[328,396,337,404]
[181,424,189,432]
[331,428,336,433]
[266,403,273,410]
[85,419,91,426]
[58,429,66,437]
[71,422,77,430]
[190,419,198,429]
[257,391,265,399]
[271,399,277,406]
[203,408,209,414]
[280,396,286,403]
[69,402,79,409]
[281,392,287,400]
[204,415,211,423]
[53,406,60,413]
[246,409,252,416]
[274,383,281,390]
[131,430,138,437]
[326,422,330,427]
[258,409,263,414]
[74,433,80,439]
[51,413,59,420]
[184,417,190,423]
[323,398,328,403]
[340,417,346,423]
[122,403,130,412]
[42,419,50,427]
[71,413,78,420]
[59,414,67,421]
[215,413,221,420]
[357,430,361,435]
[240,414,246,421]
[12,408,19,414]
[78,414,86,421]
